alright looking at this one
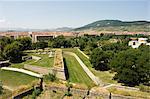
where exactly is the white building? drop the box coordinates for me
[128,38,149,48]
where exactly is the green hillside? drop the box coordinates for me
[74,20,150,32]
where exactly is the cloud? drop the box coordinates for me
[0,19,12,28]
[0,19,6,23]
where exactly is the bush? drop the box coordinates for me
[44,73,57,82]
[32,87,41,99]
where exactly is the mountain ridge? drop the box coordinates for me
[74,20,150,32]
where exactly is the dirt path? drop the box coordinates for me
[24,64,52,75]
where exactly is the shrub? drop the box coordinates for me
[32,87,41,99]
[44,73,57,82]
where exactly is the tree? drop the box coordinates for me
[90,48,112,71]
[36,42,48,50]
[3,41,23,63]
[110,48,150,86]
[135,50,150,86]
[0,37,13,51]
[16,37,32,50]
[84,41,98,55]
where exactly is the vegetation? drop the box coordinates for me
[0,81,3,94]
[29,54,54,67]
[107,87,150,99]
[31,87,42,99]
[0,37,32,63]
[44,73,57,82]
[0,34,149,98]
[63,53,94,87]
[110,46,150,86]
[74,20,150,32]
[32,41,48,50]
[0,70,38,89]
[90,48,113,71]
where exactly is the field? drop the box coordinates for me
[62,48,117,84]
[0,70,38,90]
[63,53,94,87]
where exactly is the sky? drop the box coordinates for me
[0,0,149,29]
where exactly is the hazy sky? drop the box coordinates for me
[0,0,149,29]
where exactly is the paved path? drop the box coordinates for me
[1,67,42,78]
[77,48,89,59]
[64,52,102,86]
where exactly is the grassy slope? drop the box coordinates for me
[0,70,38,89]
[63,53,94,87]
[62,48,117,84]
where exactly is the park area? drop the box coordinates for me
[0,48,150,99]
[62,48,117,84]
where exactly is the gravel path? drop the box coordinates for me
[64,52,102,86]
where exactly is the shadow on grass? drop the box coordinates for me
[63,58,69,80]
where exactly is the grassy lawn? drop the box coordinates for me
[62,48,117,84]
[11,59,35,68]
[28,53,54,68]
[11,53,54,68]
[63,53,95,87]
[0,70,38,90]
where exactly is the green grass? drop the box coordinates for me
[0,70,38,89]
[28,53,54,68]
[11,59,35,68]
[11,52,54,68]
[62,48,117,84]
[63,53,94,87]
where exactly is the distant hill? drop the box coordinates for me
[0,27,73,32]
[74,20,150,32]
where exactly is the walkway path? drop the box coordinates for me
[77,48,89,59]
[64,52,102,86]
[1,67,42,78]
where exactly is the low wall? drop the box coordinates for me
[1,67,42,78]
[53,49,66,80]
[46,86,136,99]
